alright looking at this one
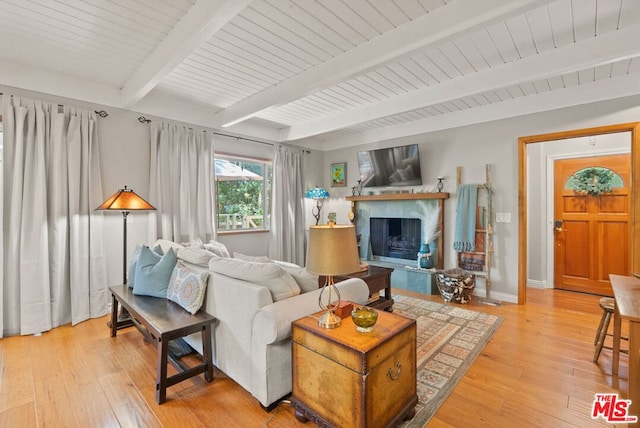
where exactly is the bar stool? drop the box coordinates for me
[593,297,628,365]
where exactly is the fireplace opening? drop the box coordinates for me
[370,217,421,262]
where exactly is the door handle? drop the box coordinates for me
[554,220,564,233]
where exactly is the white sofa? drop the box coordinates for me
[150,240,369,408]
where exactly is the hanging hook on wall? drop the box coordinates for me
[138,116,151,123]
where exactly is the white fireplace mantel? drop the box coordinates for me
[345,193,449,269]
[345,192,449,202]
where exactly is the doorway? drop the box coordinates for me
[518,123,640,304]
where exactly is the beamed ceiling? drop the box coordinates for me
[1,0,639,150]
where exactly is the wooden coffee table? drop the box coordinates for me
[329,265,395,311]
[291,307,417,427]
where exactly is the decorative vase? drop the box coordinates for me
[417,243,434,269]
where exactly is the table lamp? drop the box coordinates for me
[306,224,361,328]
[305,187,329,225]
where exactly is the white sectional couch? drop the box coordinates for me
[149,239,370,408]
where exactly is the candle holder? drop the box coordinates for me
[356,179,363,196]
[436,177,444,192]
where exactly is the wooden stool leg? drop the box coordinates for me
[612,306,621,375]
[593,311,612,362]
[594,309,607,345]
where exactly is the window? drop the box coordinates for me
[565,166,624,196]
[215,155,272,232]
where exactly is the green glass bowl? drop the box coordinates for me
[351,307,378,333]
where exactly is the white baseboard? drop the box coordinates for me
[472,287,517,304]
[527,279,548,289]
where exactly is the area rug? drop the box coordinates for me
[392,295,503,427]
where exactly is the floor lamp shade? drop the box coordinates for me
[96,186,156,211]
[96,186,156,285]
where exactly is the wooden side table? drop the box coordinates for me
[326,265,395,311]
[610,275,640,426]
[291,307,417,428]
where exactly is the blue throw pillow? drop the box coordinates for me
[133,246,178,298]
[127,245,143,287]
[128,244,163,287]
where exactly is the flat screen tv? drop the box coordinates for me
[357,144,422,187]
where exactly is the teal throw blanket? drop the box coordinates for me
[453,184,478,252]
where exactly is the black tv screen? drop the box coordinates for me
[357,144,422,187]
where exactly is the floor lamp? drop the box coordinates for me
[96,186,156,325]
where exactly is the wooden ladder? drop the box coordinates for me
[456,165,494,300]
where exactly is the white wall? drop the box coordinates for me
[320,94,640,302]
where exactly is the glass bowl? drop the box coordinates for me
[351,306,378,333]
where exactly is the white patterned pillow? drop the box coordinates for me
[273,260,319,294]
[167,262,209,314]
[177,247,217,267]
[204,240,230,258]
[234,251,270,263]
[153,239,184,254]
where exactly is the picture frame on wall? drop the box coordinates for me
[331,162,347,187]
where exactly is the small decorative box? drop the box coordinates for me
[334,301,354,319]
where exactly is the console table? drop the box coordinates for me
[109,285,215,404]
[291,308,417,427]
[329,265,395,311]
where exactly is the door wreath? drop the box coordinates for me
[571,167,615,196]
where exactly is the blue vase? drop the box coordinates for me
[417,243,434,269]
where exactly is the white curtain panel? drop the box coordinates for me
[149,122,214,244]
[1,96,107,337]
[268,145,305,265]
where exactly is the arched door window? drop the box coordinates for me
[565,166,623,196]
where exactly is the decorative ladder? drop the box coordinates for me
[456,165,494,300]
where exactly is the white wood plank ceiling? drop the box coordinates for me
[1,0,639,150]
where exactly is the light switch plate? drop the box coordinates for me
[495,213,511,223]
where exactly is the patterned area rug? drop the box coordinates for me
[393,295,503,427]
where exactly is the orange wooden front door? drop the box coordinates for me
[553,154,631,296]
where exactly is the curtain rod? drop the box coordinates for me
[214,131,311,153]
[138,115,312,151]
[138,115,272,146]
[0,92,109,117]
[213,131,274,147]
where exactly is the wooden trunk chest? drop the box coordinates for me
[291,306,417,428]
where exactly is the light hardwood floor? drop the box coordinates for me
[0,287,630,427]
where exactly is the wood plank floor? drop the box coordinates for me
[0,287,631,427]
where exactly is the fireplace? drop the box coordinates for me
[370,217,421,262]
